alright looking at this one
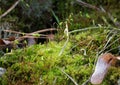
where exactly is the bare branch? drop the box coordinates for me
[0,0,21,19]
[0,28,57,49]
[4,28,57,34]
[3,30,24,35]
[28,28,57,35]
[4,30,48,37]
[3,28,57,37]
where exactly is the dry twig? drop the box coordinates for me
[3,28,57,37]
[0,0,21,19]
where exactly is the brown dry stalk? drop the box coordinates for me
[3,28,57,36]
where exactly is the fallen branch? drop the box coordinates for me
[3,30,25,35]
[16,35,52,41]
[0,0,21,19]
[3,28,57,36]
[3,28,57,40]
[27,28,57,35]
[0,28,57,51]
[3,30,48,37]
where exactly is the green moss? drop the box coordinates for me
[0,27,120,85]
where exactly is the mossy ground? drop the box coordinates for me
[1,0,120,85]
[0,28,120,85]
